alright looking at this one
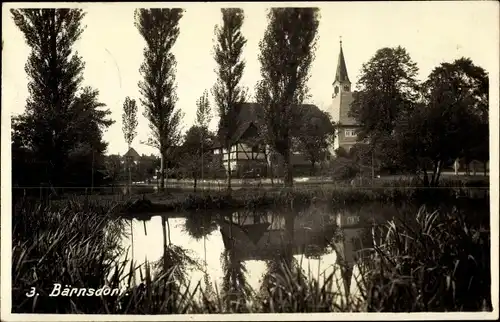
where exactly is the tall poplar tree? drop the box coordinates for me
[122,96,138,189]
[255,8,320,187]
[212,8,247,193]
[11,9,113,189]
[135,8,184,191]
[196,90,212,184]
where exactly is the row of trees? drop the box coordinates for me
[344,47,489,186]
[9,8,333,194]
[10,8,488,193]
[117,8,324,193]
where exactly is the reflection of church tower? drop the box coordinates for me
[328,38,359,155]
[334,212,364,298]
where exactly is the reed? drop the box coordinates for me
[12,187,490,313]
[361,205,491,312]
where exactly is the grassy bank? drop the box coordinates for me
[11,186,491,313]
[26,175,489,219]
[119,182,489,217]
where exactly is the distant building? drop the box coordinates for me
[122,147,140,164]
[213,103,322,177]
[122,147,159,169]
[327,40,361,155]
[117,148,160,182]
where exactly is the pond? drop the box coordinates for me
[115,189,490,308]
[116,201,414,302]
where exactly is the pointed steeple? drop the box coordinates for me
[335,38,350,83]
[332,37,351,97]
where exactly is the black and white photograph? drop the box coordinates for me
[1,1,498,320]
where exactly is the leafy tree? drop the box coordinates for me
[206,154,227,180]
[394,58,489,186]
[334,147,349,159]
[135,154,159,183]
[122,96,138,189]
[10,9,114,191]
[447,58,489,175]
[63,87,114,190]
[255,8,320,187]
[66,145,106,189]
[212,8,247,194]
[196,90,212,130]
[350,46,419,139]
[135,8,184,192]
[122,97,138,148]
[11,9,85,188]
[196,90,212,183]
[296,109,335,175]
[349,46,419,171]
[180,125,214,192]
[73,86,114,146]
[103,154,122,193]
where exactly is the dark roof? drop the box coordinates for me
[123,147,140,158]
[216,102,324,146]
[337,92,358,126]
[334,41,350,84]
[235,102,263,125]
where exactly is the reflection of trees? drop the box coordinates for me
[220,248,252,311]
[258,249,315,312]
[153,217,200,312]
[258,214,309,311]
[153,244,198,286]
[220,219,253,312]
[182,210,218,240]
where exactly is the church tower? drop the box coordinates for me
[328,38,358,154]
[332,38,351,98]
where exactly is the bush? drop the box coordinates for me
[322,157,360,180]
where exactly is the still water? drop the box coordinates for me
[118,202,384,299]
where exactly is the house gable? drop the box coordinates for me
[123,147,140,159]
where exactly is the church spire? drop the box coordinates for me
[332,37,351,97]
[334,37,350,84]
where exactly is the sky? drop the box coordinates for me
[2,1,499,156]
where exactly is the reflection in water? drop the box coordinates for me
[183,210,218,240]
[220,236,253,311]
[120,205,372,307]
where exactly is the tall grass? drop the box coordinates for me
[12,198,126,313]
[12,187,490,313]
[361,205,491,312]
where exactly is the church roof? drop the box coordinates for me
[334,41,350,84]
[337,92,358,126]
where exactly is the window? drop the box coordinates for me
[345,129,356,137]
[344,85,350,92]
[334,86,339,94]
